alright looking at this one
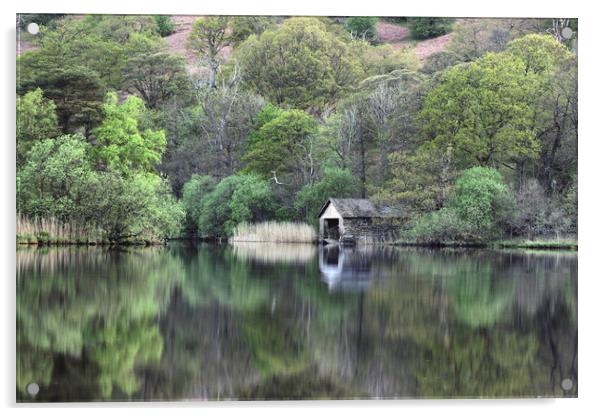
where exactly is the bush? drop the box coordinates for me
[345,17,378,44]
[181,175,217,237]
[153,16,176,37]
[198,175,276,238]
[408,17,453,39]
[448,167,515,239]
[420,50,463,74]
[407,208,475,244]
[408,167,515,243]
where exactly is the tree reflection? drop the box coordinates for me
[17,244,577,401]
[16,246,183,400]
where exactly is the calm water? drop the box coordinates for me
[16,243,577,401]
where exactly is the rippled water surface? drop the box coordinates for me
[16,243,577,401]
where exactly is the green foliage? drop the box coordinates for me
[17,135,97,222]
[448,167,515,234]
[17,134,182,242]
[373,146,453,213]
[420,52,541,169]
[187,17,231,88]
[507,34,572,74]
[16,88,60,166]
[242,108,319,189]
[408,167,515,243]
[294,167,361,225]
[93,93,167,174]
[17,65,106,134]
[408,17,453,39]
[345,17,378,44]
[231,16,277,45]
[153,15,176,37]
[181,175,217,236]
[355,43,421,75]
[85,171,184,242]
[198,175,276,237]
[235,17,364,109]
[123,51,190,109]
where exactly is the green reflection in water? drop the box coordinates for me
[17,244,577,401]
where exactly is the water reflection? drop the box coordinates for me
[17,244,577,401]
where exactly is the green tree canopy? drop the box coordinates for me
[198,174,275,237]
[420,52,541,169]
[93,93,167,175]
[235,17,364,109]
[16,88,60,166]
[242,108,319,190]
[17,65,106,135]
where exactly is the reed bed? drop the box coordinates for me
[229,221,317,243]
[16,213,102,245]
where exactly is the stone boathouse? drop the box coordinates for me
[317,198,401,244]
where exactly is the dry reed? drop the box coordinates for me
[229,221,317,243]
[16,213,101,245]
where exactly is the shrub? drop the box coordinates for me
[181,175,217,237]
[153,16,176,37]
[447,167,515,239]
[407,208,476,244]
[408,17,453,39]
[408,167,515,243]
[198,175,276,238]
[345,17,378,44]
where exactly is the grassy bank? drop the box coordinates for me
[229,221,317,243]
[393,238,577,250]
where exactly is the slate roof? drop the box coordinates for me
[318,198,390,218]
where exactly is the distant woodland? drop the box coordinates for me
[16,15,577,244]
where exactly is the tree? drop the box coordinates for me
[153,15,176,37]
[17,135,98,222]
[16,88,60,166]
[84,171,183,242]
[197,75,265,177]
[230,16,277,45]
[17,65,106,135]
[242,108,319,191]
[122,51,191,109]
[17,134,183,241]
[181,175,217,236]
[198,175,275,237]
[506,35,577,192]
[187,17,231,89]
[420,52,541,170]
[345,17,378,44]
[328,71,424,197]
[408,17,453,39]
[93,93,166,175]
[373,146,454,213]
[235,17,364,109]
[294,167,361,225]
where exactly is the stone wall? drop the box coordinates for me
[342,217,400,244]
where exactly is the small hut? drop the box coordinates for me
[317,198,400,244]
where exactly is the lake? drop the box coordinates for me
[16,243,577,401]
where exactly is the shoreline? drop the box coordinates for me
[17,237,578,251]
